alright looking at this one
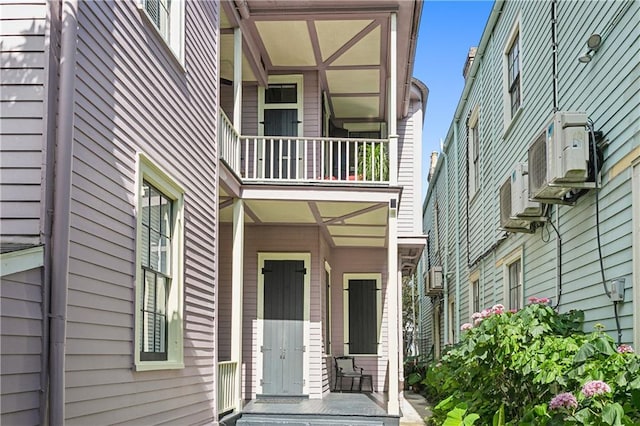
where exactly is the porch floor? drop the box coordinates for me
[230,393,398,425]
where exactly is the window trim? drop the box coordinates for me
[258,74,304,138]
[468,269,480,318]
[138,0,186,68]
[324,261,332,356]
[134,153,185,371]
[343,273,382,356]
[503,15,522,129]
[500,247,524,311]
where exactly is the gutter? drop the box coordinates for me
[49,0,78,423]
[401,0,423,118]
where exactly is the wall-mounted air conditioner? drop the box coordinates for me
[500,163,544,232]
[528,111,590,202]
[424,266,443,296]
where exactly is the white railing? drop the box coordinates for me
[219,110,240,172]
[217,361,237,415]
[235,136,389,183]
[217,112,389,183]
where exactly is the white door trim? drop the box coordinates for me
[256,252,311,396]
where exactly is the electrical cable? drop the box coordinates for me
[589,119,622,345]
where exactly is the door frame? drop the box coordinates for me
[258,74,304,138]
[256,252,311,396]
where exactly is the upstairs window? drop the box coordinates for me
[141,0,185,62]
[471,279,480,313]
[507,33,521,118]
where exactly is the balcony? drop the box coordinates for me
[219,111,389,184]
[217,360,238,416]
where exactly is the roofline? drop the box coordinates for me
[401,0,424,119]
[411,77,429,123]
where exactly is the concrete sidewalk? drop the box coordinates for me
[399,391,431,425]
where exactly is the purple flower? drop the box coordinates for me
[460,323,473,331]
[617,344,634,354]
[581,380,611,398]
[528,296,551,305]
[549,392,578,410]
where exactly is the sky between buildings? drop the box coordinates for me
[414,0,494,198]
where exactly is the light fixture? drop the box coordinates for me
[587,33,602,50]
[578,33,602,64]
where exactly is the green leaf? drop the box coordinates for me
[601,403,624,426]
[443,407,466,426]
[435,395,456,411]
[463,413,480,425]
[492,404,505,426]
[594,336,616,355]
[574,342,595,363]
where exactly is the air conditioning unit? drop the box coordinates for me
[424,266,443,296]
[500,163,544,232]
[528,111,589,202]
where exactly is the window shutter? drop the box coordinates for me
[348,279,378,354]
[145,0,161,28]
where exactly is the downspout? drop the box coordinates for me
[441,141,449,344]
[50,0,78,423]
[551,0,562,308]
[453,121,461,341]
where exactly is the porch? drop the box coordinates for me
[221,393,399,426]
[219,110,390,184]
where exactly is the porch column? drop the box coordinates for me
[233,27,242,131]
[387,200,400,415]
[231,199,245,409]
[388,12,398,186]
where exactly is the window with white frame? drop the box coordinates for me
[468,106,480,197]
[323,262,332,355]
[135,154,184,370]
[141,0,185,62]
[508,260,522,310]
[471,279,480,314]
[505,22,521,120]
[343,273,381,355]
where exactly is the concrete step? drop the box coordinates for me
[236,414,386,426]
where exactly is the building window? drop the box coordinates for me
[508,259,522,310]
[141,0,185,62]
[468,106,480,197]
[135,154,184,370]
[471,279,480,313]
[448,299,456,344]
[324,262,332,355]
[504,18,522,123]
[343,273,382,355]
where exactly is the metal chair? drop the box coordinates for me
[334,356,364,391]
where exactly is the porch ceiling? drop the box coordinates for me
[220,0,420,127]
[219,197,389,248]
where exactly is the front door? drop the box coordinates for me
[261,260,305,395]
[264,109,299,179]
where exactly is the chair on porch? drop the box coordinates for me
[334,356,372,392]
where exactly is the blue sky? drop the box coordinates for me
[413,1,494,196]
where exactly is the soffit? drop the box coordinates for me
[219,195,390,248]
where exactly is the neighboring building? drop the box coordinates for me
[418,0,639,359]
[1,0,426,424]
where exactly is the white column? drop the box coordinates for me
[231,199,245,408]
[387,201,399,415]
[388,12,398,186]
[233,27,242,132]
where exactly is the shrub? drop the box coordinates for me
[424,301,640,425]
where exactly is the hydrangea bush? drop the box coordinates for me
[423,300,640,425]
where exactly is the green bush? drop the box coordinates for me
[423,301,640,425]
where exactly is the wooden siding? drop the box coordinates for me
[62,0,219,424]
[419,0,639,351]
[0,1,49,245]
[218,224,233,361]
[0,267,43,426]
[397,97,423,235]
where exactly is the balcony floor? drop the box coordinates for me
[223,392,399,426]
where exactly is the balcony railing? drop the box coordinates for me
[217,360,237,415]
[219,110,389,183]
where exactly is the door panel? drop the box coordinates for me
[262,260,305,395]
[263,109,299,179]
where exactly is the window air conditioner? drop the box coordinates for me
[424,266,443,296]
[528,111,589,202]
[500,163,544,232]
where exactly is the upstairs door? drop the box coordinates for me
[258,75,304,179]
[261,259,305,396]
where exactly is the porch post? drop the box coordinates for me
[387,201,400,415]
[388,12,398,186]
[233,27,243,132]
[231,199,245,409]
